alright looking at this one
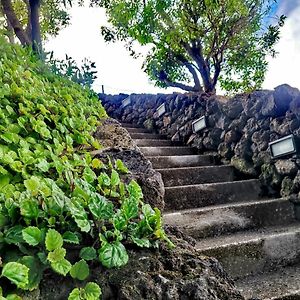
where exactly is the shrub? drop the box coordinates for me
[0,38,171,299]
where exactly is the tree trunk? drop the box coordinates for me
[29,0,42,56]
[184,43,216,93]
[0,2,15,43]
[1,0,31,45]
[163,79,203,92]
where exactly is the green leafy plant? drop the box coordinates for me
[0,37,173,299]
[47,53,98,88]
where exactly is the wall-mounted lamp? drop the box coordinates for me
[156,103,166,117]
[122,97,131,108]
[192,116,207,133]
[269,134,300,159]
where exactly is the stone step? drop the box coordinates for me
[163,198,295,239]
[197,223,300,279]
[140,146,196,156]
[126,127,150,133]
[157,165,235,187]
[130,133,166,140]
[148,155,214,169]
[121,123,141,128]
[164,179,261,211]
[134,139,173,147]
[237,264,300,300]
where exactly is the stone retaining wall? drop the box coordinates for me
[99,84,300,199]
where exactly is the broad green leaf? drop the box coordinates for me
[22,227,42,246]
[131,236,151,248]
[4,225,24,244]
[0,174,10,190]
[110,170,120,186]
[69,200,91,232]
[99,241,128,268]
[79,247,97,261]
[84,282,102,300]
[47,248,66,263]
[36,159,50,172]
[1,262,29,289]
[6,294,22,300]
[45,229,63,251]
[63,231,80,244]
[20,199,39,219]
[68,288,81,300]
[18,256,44,291]
[37,252,48,265]
[70,259,89,281]
[1,132,19,144]
[91,158,106,169]
[88,194,114,220]
[121,198,139,220]
[127,180,143,201]
[115,159,129,174]
[98,173,110,187]
[83,167,97,184]
[51,258,72,276]
[24,177,41,196]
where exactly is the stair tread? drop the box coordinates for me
[140,146,192,149]
[156,164,231,172]
[134,139,169,142]
[148,155,214,168]
[237,264,300,299]
[131,134,167,140]
[196,223,300,252]
[163,197,289,218]
[165,178,259,190]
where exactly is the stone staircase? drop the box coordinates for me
[123,123,300,300]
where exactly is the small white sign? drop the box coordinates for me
[269,134,297,158]
[122,97,131,108]
[156,103,166,117]
[192,116,207,133]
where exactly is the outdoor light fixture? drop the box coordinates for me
[156,103,166,117]
[122,97,131,108]
[269,134,300,159]
[192,116,207,133]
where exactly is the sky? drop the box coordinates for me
[45,1,300,95]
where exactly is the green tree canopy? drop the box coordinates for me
[97,0,285,93]
[0,0,82,55]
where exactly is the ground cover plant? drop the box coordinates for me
[0,37,172,299]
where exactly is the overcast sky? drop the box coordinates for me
[45,1,300,95]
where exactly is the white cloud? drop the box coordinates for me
[46,3,300,94]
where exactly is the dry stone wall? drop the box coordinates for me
[100,84,300,200]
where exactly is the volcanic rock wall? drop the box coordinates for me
[100,84,300,199]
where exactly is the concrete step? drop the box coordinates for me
[130,133,166,140]
[140,146,196,156]
[157,165,235,187]
[134,139,173,147]
[197,223,300,279]
[164,179,262,211]
[148,155,214,169]
[163,198,295,239]
[121,123,141,128]
[126,127,150,133]
[237,264,300,299]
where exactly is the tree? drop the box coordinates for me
[97,0,285,93]
[0,0,75,56]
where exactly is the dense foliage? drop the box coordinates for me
[98,0,285,93]
[47,53,98,88]
[0,38,171,299]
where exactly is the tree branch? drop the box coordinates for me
[163,78,202,92]
[0,0,31,46]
